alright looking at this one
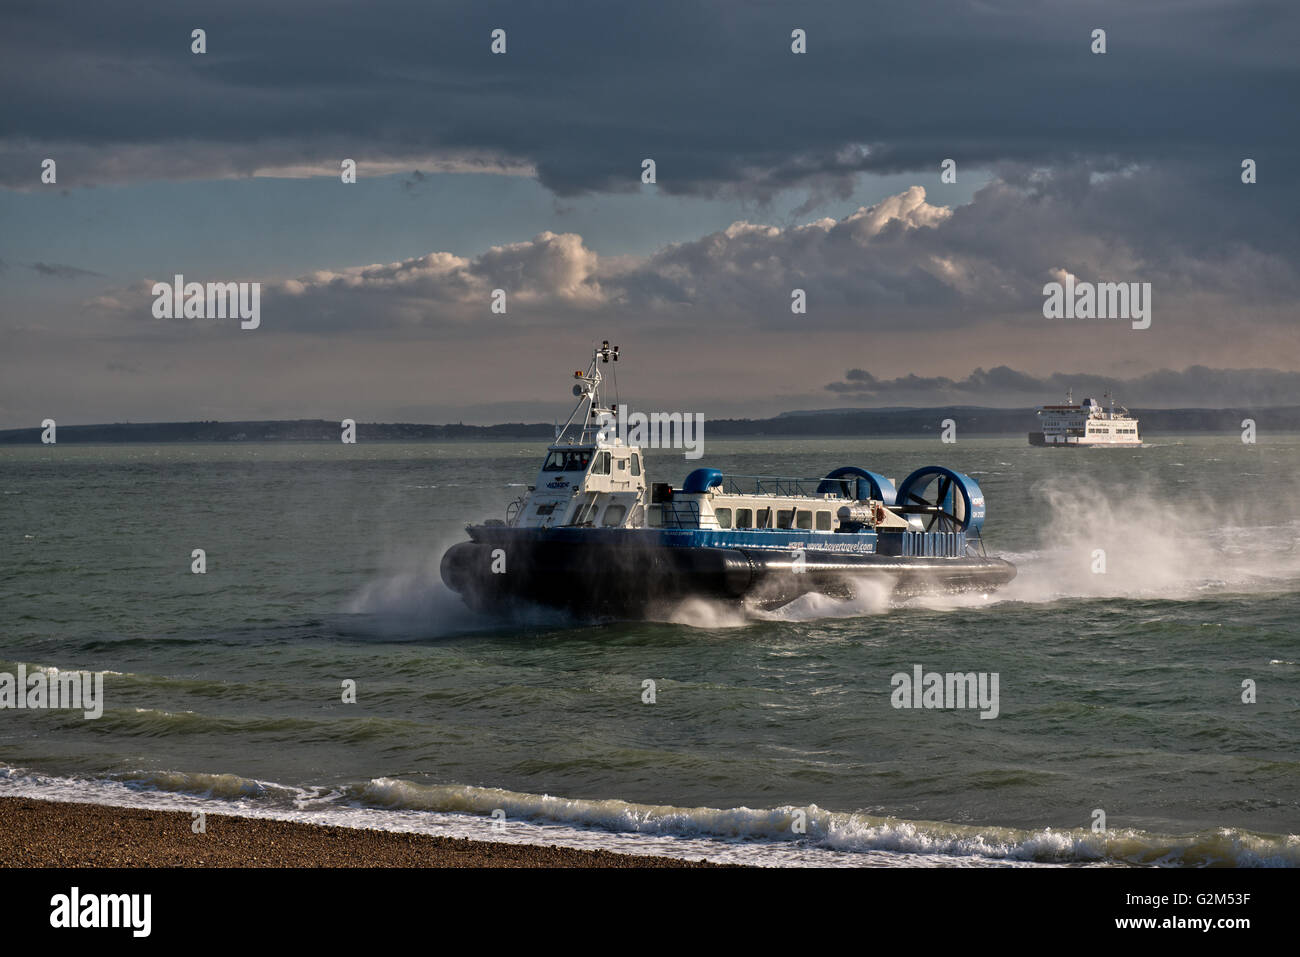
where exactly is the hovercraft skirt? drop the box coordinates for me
[440,534,1016,618]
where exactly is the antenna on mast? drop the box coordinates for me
[557,339,622,445]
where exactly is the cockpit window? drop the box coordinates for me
[543,449,593,472]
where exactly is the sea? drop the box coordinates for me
[1,436,1297,867]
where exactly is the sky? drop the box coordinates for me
[1,0,1298,427]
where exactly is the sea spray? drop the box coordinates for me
[1000,476,1300,604]
[343,537,573,636]
[663,597,751,629]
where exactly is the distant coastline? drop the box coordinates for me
[2,406,1296,443]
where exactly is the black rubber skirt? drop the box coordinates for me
[440,541,1016,618]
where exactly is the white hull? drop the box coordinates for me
[1030,433,1142,447]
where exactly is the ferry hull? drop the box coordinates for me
[440,538,1017,618]
[1029,431,1142,447]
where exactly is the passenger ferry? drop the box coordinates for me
[1029,390,1142,447]
[440,343,1016,618]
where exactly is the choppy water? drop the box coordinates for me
[1,437,1298,866]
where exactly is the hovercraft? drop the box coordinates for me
[440,342,1016,618]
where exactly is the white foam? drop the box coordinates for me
[4,767,1295,868]
[993,477,1300,605]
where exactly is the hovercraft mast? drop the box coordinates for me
[557,340,620,446]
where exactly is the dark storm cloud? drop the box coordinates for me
[29,261,102,279]
[401,170,427,194]
[825,364,1300,407]
[5,1,1298,427]
[2,0,1297,200]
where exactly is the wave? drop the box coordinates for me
[351,777,1299,867]
[0,659,127,677]
[2,766,1294,868]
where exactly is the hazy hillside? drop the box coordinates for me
[3,406,1296,444]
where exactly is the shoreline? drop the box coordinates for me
[0,796,725,868]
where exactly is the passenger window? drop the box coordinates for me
[630,454,641,476]
[616,459,627,471]
[714,508,732,529]
[735,508,752,528]
[815,510,832,530]
[756,508,772,528]
[777,509,794,529]
[796,510,813,530]
[591,451,610,475]
[647,505,662,527]
[602,504,627,526]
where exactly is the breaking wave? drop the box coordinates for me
[2,767,1295,868]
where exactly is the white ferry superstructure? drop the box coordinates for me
[1029,390,1142,447]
